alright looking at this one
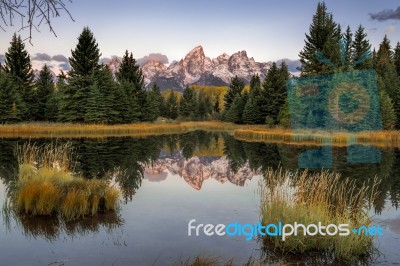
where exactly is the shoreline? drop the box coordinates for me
[0,121,399,147]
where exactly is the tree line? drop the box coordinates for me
[0,28,215,124]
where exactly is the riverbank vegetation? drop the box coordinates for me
[6,143,120,221]
[260,167,380,262]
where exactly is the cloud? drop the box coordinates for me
[59,63,71,71]
[370,6,400,21]
[137,53,169,66]
[52,54,69,63]
[386,24,397,33]
[33,53,52,61]
[0,54,5,64]
[269,59,301,73]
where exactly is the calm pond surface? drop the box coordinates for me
[0,131,399,265]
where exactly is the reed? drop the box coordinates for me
[10,143,120,221]
[260,167,379,262]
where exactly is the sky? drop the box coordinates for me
[0,0,400,71]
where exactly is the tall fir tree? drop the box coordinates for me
[262,62,290,125]
[4,34,34,119]
[225,94,243,124]
[376,35,400,128]
[60,27,102,122]
[69,27,102,78]
[179,86,197,119]
[195,91,212,120]
[4,34,34,86]
[394,42,400,76]
[164,90,179,119]
[0,73,24,123]
[34,65,54,121]
[352,25,372,70]
[224,76,245,111]
[143,83,163,122]
[116,50,146,121]
[299,2,340,76]
[343,25,353,69]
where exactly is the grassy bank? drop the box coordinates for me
[6,143,119,221]
[0,121,399,147]
[260,167,379,262]
[0,121,245,138]
[235,128,400,147]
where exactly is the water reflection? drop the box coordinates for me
[0,131,400,241]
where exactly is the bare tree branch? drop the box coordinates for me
[0,0,74,44]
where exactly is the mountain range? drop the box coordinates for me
[108,45,272,91]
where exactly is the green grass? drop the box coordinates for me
[9,142,120,221]
[260,167,379,262]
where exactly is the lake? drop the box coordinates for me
[0,131,399,265]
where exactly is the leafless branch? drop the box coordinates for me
[0,0,74,44]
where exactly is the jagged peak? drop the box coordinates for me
[185,45,205,59]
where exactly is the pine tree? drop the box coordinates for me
[84,83,105,123]
[179,86,197,119]
[394,42,400,76]
[299,2,340,76]
[224,76,245,111]
[34,65,54,120]
[165,90,179,119]
[242,96,258,124]
[143,83,163,122]
[69,27,102,78]
[262,62,290,124]
[45,89,61,122]
[60,27,102,122]
[4,34,34,86]
[196,91,212,120]
[380,89,396,130]
[225,94,242,123]
[343,25,353,69]
[376,35,400,128]
[4,34,34,120]
[116,50,146,121]
[352,25,372,70]
[0,73,24,123]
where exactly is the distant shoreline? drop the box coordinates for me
[0,121,398,147]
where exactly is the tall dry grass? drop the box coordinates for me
[9,143,120,221]
[260,167,380,262]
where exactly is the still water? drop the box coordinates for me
[0,131,399,265]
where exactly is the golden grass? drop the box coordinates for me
[260,167,379,262]
[9,143,120,221]
[235,128,400,147]
[0,121,246,138]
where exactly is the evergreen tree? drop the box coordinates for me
[143,83,163,122]
[60,27,102,122]
[224,76,245,111]
[394,42,400,76]
[299,2,340,76]
[380,89,396,130]
[45,89,61,122]
[69,27,102,78]
[225,94,242,124]
[343,25,353,69]
[352,25,372,70]
[242,96,259,124]
[34,65,54,120]
[0,73,24,123]
[179,86,197,119]
[164,90,179,119]
[196,91,212,120]
[376,35,400,128]
[116,50,146,121]
[84,82,105,123]
[4,34,34,119]
[262,62,290,124]
[4,34,34,86]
